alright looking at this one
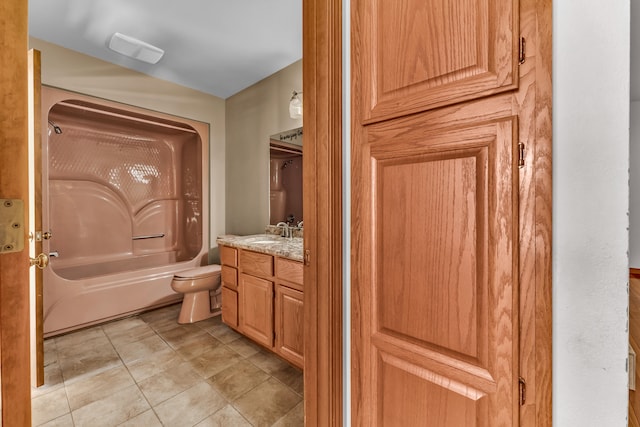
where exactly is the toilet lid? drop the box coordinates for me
[174,264,221,279]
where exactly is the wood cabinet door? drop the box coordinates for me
[353,111,519,426]
[352,0,526,425]
[275,284,304,368]
[357,0,518,123]
[239,273,274,347]
[221,286,238,329]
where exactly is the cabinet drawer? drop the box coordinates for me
[240,250,274,278]
[221,265,238,290]
[220,245,238,267]
[221,286,238,329]
[275,257,303,286]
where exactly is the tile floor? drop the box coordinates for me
[31,304,304,426]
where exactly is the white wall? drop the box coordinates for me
[631,102,640,268]
[553,1,630,425]
[225,60,302,235]
[28,37,226,262]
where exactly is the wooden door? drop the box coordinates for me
[351,0,552,425]
[239,273,274,347]
[28,49,45,387]
[275,284,304,368]
[0,0,32,423]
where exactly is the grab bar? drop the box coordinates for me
[132,233,165,240]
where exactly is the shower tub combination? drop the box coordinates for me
[42,87,210,337]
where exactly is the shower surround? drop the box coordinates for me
[42,87,210,336]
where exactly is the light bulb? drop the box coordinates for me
[289,92,303,119]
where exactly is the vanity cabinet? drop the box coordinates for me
[219,244,304,368]
[220,246,239,328]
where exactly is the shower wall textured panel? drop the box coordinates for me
[49,129,176,212]
[48,127,180,265]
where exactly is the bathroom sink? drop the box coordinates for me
[243,235,282,244]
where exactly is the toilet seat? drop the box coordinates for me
[174,264,221,280]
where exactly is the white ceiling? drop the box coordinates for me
[28,0,302,99]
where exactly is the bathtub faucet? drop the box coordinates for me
[49,251,59,258]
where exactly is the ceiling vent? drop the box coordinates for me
[108,32,164,64]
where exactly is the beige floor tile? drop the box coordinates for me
[126,347,185,382]
[233,378,302,427]
[139,304,180,323]
[138,361,202,406]
[117,409,163,426]
[32,387,70,427]
[208,359,270,401]
[58,341,122,383]
[149,316,199,333]
[248,350,291,375]
[187,345,243,379]
[35,305,306,427]
[38,413,74,427]
[175,334,224,360]
[270,364,304,396]
[116,334,171,364]
[32,361,65,398]
[193,315,223,331]
[154,381,227,427]
[145,315,182,332]
[195,404,252,426]
[205,324,242,344]
[101,316,147,336]
[71,384,150,427]
[65,365,135,411]
[272,401,304,427]
[43,339,58,365]
[157,324,210,349]
[55,327,108,350]
[226,336,262,358]
[107,322,157,349]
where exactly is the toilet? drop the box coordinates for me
[171,264,222,324]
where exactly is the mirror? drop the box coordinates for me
[269,127,303,225]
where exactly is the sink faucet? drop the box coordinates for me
[276,222,290,238]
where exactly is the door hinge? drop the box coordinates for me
[304,249,311,266]
[0,199,24,253]
[519,37,526,64]
[518,142,525,168]
[519,377,526,406]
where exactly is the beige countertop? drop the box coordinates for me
[216,234,304,262]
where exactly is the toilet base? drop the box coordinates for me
[177,290,220,324]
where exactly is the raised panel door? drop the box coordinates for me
[355,0,518,123]
[240,273,274,347]
[221,286,238,329]
[275,284,304,368]
[352,110,519,426]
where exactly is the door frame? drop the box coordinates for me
[0,0,32,424]
[303,0,344,424]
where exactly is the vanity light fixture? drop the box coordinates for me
[108,32,165,64]
[289,90,303,119]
